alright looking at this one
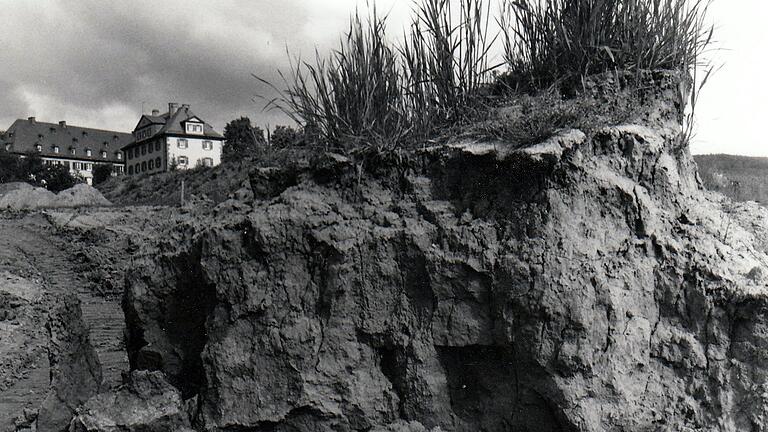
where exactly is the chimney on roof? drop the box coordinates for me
[168,103,179,115]
[181,104,190,111]
[152,109,160,116]
[59,121,66,128]
[28,117,35,123]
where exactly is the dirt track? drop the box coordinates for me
[0,212,129,429]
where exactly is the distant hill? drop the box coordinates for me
[695,154,768,203]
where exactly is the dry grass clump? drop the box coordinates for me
[469,90,637,146]
[401,0,498,135]
[263,0,713,152]
[261,11,408,150]
[265,0,497,150]
[499,0,713,93]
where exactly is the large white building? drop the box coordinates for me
[1,117,129,183]
[123,103,225,175]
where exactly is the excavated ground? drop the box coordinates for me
[0,207,176,430]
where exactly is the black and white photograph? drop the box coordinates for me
[0,0,765,430]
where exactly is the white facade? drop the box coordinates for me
[167,136,223,169]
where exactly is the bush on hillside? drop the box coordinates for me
[0,149,25,183]
[0,150,81,192]
[92,164,114,185]
[39,164,80,192]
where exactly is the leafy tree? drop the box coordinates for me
[0,150,80,192]
[269,125,299,149]
[39,164,79,192]
[92,163,114,185]
[0,149,24,182]
[222,117,265,162]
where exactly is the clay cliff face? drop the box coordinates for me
[121,83,768,431]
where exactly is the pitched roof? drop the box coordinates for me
[126,106,223,150]
[1,118,131,163]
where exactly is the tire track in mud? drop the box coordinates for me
[0,214,128,429]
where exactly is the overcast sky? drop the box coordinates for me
[0,0,762,156]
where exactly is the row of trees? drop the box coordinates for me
[222,118,300,162]
[0,150,117,190]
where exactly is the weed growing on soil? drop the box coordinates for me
[262,0,713,153]
[264,1,497,150]
[499,0,714,93]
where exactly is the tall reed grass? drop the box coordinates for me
[263,1,496,149]
[500,0,714,91]
[259,10,409,149]
[263,0,713,150]
[402,0,499,131]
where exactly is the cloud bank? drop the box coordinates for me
[0,0,408,133]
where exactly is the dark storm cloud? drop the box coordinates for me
[0,0,376,133]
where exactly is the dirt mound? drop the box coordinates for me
[55,184,112,208]
[0,183,112,210]
[0,182,58,211]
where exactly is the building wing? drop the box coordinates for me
[3,117,131,163]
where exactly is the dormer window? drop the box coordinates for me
[86,149,92,157]
[70,147,76,155]
[117,152,122,160]
[185,122,203,135]
[53,146,59,153]
[136,128,152,141]
[35,144,41,152]
[101,151,107,158]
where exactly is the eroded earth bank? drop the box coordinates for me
[7,78,768,431]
